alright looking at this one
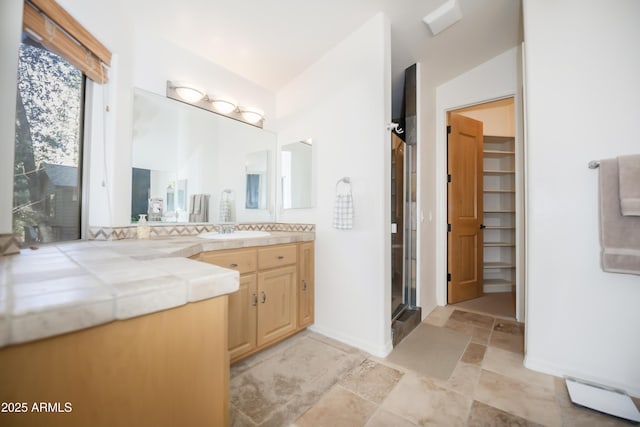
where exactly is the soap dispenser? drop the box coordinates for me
[137,214,150,239]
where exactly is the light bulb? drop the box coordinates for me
[211,98,237,114]
[239,108,264,123]
[172,81,206,103]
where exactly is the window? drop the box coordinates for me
[13,33,85,245]
[12,0,112,246]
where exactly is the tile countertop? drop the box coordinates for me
[0,231,314,349]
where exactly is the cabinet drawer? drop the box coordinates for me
[199,249,257,274]
[258,244,297,269]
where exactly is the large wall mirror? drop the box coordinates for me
[280,139,313,209]
[131,88,276,223]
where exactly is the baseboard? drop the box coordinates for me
[524,354,640,398]
[308,324,393,358]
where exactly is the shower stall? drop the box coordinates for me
[391,64,418,325]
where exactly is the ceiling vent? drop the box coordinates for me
[422,0,463,36]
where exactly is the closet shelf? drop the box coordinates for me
[484,189,515,193]
[483,278,515,286]
[484,135,515,143]
[484,169,515,174]
[484,150,515,156]
[484,262,515,269]
[484,242,515,247]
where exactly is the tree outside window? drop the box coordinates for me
[13,33,85,246]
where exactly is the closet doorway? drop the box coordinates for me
[447,97,517,319]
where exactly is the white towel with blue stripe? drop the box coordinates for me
[333,180,353,229]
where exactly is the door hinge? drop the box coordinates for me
[447,125,451,134]
[447,174,451,183]
[447,273,451,281]
[447,223,451,232]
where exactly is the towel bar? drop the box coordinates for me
[588,160,600,169]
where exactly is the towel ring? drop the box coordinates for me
[336,176,351,188]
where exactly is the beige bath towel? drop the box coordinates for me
[599,158,640,275]
[618,154,640,216]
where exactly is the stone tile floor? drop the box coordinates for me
[231,306,640,426]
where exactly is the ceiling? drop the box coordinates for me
[124,0,522,114]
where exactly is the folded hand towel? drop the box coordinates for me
[618,154,640,216]
[333,181,353,230]
[599,158,640,275]
[189,194,209,222]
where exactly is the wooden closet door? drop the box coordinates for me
[447,113,484,303]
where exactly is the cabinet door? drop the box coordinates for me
[257,265,297,347]
[228,274,257,361]
[297,242,315,328]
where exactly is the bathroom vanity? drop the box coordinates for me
[194,240,314,363]
[0,230,313,426]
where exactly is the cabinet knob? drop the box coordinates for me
[252,293,258,306]
[230,263,238,268]
[302,280,307,291]
[261,291,267,303]
[277,255,285,260]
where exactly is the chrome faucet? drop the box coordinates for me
[219,224,235,234]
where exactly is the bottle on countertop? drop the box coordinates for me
[137,214,150,239]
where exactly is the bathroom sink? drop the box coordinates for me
[198,230,271,240]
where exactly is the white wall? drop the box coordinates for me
[419,47,522,318]
[276,13,393,357]
[0,0,23,234]
[523,0,640,396]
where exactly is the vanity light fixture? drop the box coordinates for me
[166,81,264,128]
[171,81,206,103]
[210,97,237,114]
[239,107,264,124]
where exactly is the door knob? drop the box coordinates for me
[479,224,486,229]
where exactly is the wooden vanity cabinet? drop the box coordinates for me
[298,242,315,328]
[195,242,314,363]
